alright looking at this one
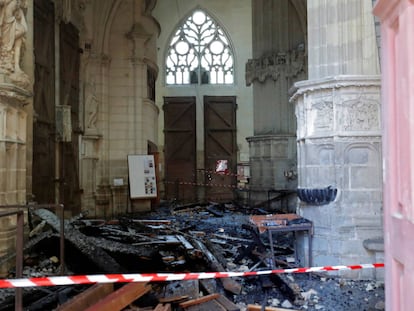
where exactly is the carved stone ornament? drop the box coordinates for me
[245,43,306,86]
[84,81,100,135]
[342,99,380,131]
[312,100,333,132]
[0,0,31,89]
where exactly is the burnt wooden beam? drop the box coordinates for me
[247,305,299,311]
[269,274,304,306]
[33,209,125,273]
[84,236,155,258]
[192,239,242,295]
[206,206,224,217]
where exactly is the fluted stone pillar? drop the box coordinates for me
[307,0,380,79]
[291,0,383,279]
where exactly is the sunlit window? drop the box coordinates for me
[166,10,234,85]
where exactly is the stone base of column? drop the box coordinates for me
[246,134,297,212]
[291,75,383,279]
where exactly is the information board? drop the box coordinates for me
[127,155,157,199]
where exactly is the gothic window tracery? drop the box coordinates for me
[166,9,234,85]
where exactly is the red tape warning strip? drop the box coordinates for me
[164,180,238,188]
[0,263,384,288]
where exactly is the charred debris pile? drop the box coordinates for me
[0,202,384,311]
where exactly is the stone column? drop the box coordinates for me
[307,0,380,79]
[247,0,307,207]
[125,1,154,212]
[291,0,383,279]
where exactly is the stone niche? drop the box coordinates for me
[290,75,384,279]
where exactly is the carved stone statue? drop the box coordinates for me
[86,92,99,131]
[85,81,100,134]
[0,0,30,89]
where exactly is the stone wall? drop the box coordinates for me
[80,0,160,215]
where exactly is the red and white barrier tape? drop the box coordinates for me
[198,168,247,179]
[165,180,238,189]
[0,263,384,288]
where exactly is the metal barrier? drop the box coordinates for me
[0,204,65,311]
[0,209,24,311]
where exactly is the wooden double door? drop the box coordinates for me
[163,96,237,203]
[33,0,81,213]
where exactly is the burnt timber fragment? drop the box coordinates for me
[32,209,125,273]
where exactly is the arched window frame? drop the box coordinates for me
[165,9,235,85]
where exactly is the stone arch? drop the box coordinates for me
[290,0,307,47]
[77,0,132,56]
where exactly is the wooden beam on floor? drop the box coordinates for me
[56,284,114,311]
[179,293,220,309]
[153,303,172,311]
[247,304,299,311]
[85,282,151,311]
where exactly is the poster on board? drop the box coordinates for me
[127,155,157,199]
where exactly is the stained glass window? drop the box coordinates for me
[166,10,234,85]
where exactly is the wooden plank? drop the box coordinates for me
[210,239,227,245]
[179,293,220,308]
[247,304,299,311]
[158,295,189,303]
[85,282,151,311]
[132,235,181,246]
[187,299,227,311]
[199,279,218,295]
[176,235,195,250]
[154,303,171,311]
[192,239,242,295]
[56,284,114,311]
[188,231,206,237]
[132,219,172,225]
[215,295,240,311]
[212,233,252,243]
